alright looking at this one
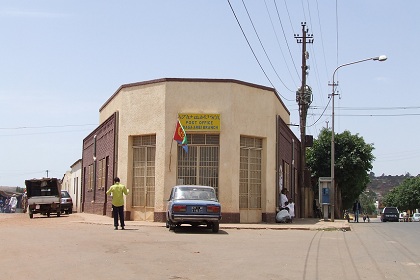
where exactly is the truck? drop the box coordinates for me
[26,178,61,219]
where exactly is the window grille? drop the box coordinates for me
[177,134,219,194]
[132,135,156,207]
[239,137,262,209]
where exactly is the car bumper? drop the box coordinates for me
[60,203,73,210]
[171,214,221,222]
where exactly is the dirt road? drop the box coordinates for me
[2,213,419,280]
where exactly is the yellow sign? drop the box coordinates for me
[178,113,221,131]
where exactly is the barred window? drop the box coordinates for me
[97,157,107,191]
[132,135,156,207]
[177,134,219,195]
[88,164,94,192]
[239,137,262,209]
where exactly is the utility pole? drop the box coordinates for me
[295,22,313,217]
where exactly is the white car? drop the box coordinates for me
[412,213,420,222]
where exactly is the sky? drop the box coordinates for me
[1,0,419,188]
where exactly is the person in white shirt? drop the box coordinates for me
[280,188,289,210]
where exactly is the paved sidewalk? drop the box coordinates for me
[74,213,351,231]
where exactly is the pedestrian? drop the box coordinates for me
[352,200,362,223]
[9,194,17,213]
[288,199,295,222]
[280,188,289,210]
[106,177,129,230]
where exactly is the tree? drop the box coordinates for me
[359,190,377,215]
[307,128,375,213]
[383,176,420,211]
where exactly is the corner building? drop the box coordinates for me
[82,78,303,223]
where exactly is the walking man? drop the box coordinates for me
[106,177,129,230]
[353,200,362,223]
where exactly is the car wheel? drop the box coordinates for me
[166,220,170,228]
[47,212,50,217]
[29,213,33,219]
[69,209,72,214]
[212,222,219,233]
[168,221,176,231]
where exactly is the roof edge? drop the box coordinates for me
[99,78,289,114]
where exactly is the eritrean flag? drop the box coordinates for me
[173,120,188,153]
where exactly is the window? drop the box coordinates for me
[283,161,290,192]
[87,164,93,192]
[177,134,219,194]
[98,158,107,191]
[239,137,262,209]
[132,135,156,207]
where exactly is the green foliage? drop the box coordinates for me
[383,176,420,211]
[359,190,377,215]
[307,128,375,211]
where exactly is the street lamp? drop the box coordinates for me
[330,55,387,222]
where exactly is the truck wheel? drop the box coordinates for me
[29,213,33,219]
[57,211,61,217]
[47,212,50,217]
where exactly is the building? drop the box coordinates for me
[82,78,305,223]
[61,159,82,213]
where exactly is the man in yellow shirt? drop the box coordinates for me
[106,177,129,230]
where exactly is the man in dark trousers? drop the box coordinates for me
[106,177,129,230]
[353,200,362,223]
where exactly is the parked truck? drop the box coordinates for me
[26,178,61,219]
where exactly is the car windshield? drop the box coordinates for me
[61,191,70,198]
[174,187,217,201]
[384,208,398,213]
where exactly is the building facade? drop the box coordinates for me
[61,159,82,213]
[82,78,303,223]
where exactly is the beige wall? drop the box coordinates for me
[99,79,290,220]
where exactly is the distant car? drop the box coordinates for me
[381,207,399,222]
[166,185,222,233]
[399,213,405,222]
[60,190,73,214]
[412,213,420,222]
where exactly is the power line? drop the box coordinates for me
[310,106,420,111]
[311,113,420,117]
[226,0,292,101]
[307,97,331,127]
[264,0,298,88]
[241,0,294,92]
[274,0,301,81]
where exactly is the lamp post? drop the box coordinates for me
[330,55,387,222]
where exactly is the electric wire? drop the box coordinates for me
[226,0,292,101]
[306,97,331,127]
[241,0,294,92]
[274,0,301,81]
[264,0,298,88]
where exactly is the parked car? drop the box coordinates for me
[166,185,222,233]
[60,190,73,214]
[399,213,404,222]
[412,213,420,222]
[380,207,399,222]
